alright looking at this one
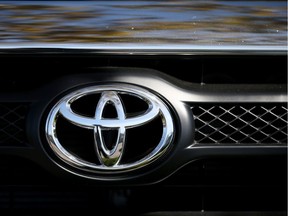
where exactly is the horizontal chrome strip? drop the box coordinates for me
[0,44,286,55]
[180,91,288,103]
[187,144,287,149]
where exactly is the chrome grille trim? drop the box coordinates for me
[0,44,286,56]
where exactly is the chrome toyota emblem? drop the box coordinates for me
[45,84,174,173]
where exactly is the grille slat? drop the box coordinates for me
[191,104,288,145]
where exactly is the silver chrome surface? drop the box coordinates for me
[0,44,286,55]
[45,84,174,172]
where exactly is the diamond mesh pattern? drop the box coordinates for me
[191,104,287,145]
[0,103,28,146]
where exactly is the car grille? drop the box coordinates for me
[0,54,285,215]
[2,102,287,148]
[0,103,28,147]
[191,103,287,145]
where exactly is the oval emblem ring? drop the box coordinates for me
[45,84,174,174]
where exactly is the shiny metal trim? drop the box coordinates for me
[45,84,174,172]
[0,43,286,55]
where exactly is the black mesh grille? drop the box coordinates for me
[0,103,28,146]
[191,104,288,145]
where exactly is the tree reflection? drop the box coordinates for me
[0,1,286,45]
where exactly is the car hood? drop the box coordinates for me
[0,1,286,53]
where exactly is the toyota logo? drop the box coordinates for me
[45,84,174,173]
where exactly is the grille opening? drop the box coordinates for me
[0,155,56,185]
[0,155,285,213]
[0,103,29,147]
[191,103,288,145]
[160,156,287,212]
[163,156,287,187]
[0,55,286,92]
